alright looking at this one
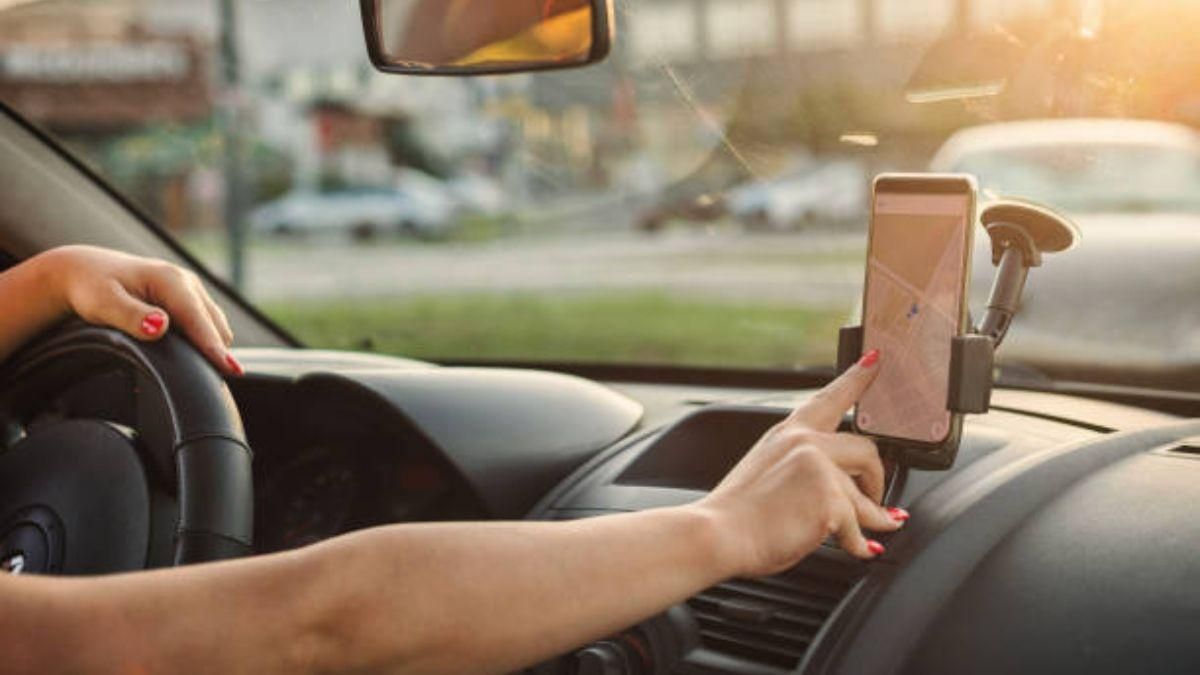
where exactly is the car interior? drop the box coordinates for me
[2,0,1200,674]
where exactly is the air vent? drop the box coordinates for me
[686,552,863,671]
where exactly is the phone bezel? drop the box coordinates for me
[854,172,978,451]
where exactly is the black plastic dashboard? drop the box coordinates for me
[226,349,1200,674]
[229,349,643,551]
[525,382,1200,674]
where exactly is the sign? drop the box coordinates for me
[0,43,190,82]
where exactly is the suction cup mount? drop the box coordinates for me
[975,199,1080,346]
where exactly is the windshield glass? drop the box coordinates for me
[2,0,1197,382]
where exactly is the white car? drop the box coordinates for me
[932,118,1200,371]
[250,183,457,241]
[448,172,509,217]
[394,167,466,226]
[727,158,867,230]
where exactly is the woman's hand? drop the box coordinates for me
[39,246,242,376]
[696,350,906,577]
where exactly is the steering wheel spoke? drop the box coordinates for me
[0,321,253,573]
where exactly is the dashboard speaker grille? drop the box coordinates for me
[686,552,864,671]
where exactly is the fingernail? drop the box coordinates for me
[224,352,245,377]
[858,349,880,368]
[141,312,166,336]
[867,540,886,556]
[887,507,910,522]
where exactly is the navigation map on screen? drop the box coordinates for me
[856,191,970,444]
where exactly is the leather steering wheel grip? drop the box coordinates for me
[0,320,253,565]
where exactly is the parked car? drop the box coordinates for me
[724,155,815,227]
[727,158,868,230]
[250,182,458,242]
[447,171,509,218]
[932,118,1200,375]
[393,167,466,228]
[634,190,727,233]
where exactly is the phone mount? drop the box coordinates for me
[838,198,1080,470]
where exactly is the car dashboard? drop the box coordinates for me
[227,349,1197,675]
[236,375,482,553]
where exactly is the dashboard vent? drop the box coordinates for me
[686,552,863,671]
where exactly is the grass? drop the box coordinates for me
[264,291,849,369]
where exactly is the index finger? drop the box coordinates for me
[788,349,881,430]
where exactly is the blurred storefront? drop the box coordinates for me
[0,0,217,231]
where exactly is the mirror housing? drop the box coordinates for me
[359,0,614,76]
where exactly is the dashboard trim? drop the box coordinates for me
[811,419,1200,675]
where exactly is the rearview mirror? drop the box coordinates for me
[359,0,614,76]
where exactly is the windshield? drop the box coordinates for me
[2,0,1197,381]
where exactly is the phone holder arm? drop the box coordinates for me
[975,199,1080,345]
[976,222,1036,346]
[836,198,1079,469]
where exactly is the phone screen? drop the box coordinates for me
[856,180,973,445]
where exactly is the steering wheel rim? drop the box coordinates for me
[0,321,253,567]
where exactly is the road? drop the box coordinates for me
[235,228,869,308]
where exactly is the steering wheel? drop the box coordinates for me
[0,321,253,575]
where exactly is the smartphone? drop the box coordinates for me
[855,173,976,454]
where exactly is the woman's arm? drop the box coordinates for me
[1,355,899,675]
[0,246,241,374]
[5,507,730,674]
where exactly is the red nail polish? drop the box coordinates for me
[867,540,886,556]
[141,312,165,336]
[887,507,910,522]
[859,349,880,368]
[224,353,245,376]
